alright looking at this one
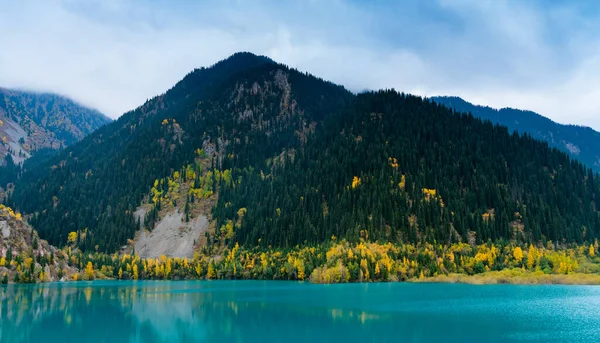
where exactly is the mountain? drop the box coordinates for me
[8,52,600,254]
[10,52,351,251]
[0,88,111,165]
[431,96,600,172]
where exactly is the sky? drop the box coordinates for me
[2,0,600,129]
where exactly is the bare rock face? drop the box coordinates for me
[0,115,31,164]
[1,221,9,239]
[133,207,147,228]
[134,209,207,259]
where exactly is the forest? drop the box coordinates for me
[3,198,600,284]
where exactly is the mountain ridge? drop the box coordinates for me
[0,87,111,166]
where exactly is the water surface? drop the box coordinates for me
[1,281,599,342]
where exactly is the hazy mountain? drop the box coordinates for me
[432,96,600,172]
[0,88,111,165]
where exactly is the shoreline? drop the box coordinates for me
[413,270,600,285]
[4,271,600,286]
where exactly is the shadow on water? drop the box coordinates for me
[2,281,600,342]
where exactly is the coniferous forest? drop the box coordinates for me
[3,52,600,284]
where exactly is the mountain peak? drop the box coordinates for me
[223,51,274,64]
[192,51,275,76]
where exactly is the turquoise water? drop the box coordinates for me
[1,281,600,342]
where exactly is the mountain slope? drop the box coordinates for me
[0,88,111,165]
[432,96,600,172]
[0,204,77,283]
[9,52,600,254]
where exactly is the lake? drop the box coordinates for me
[1,281,599,342]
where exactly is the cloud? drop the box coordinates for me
[1,0,600,130]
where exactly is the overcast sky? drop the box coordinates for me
[2,0,600,129]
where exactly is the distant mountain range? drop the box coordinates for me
[432,96,600,172]
[0,88,111,165]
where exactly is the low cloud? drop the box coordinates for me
[1,0,600,129]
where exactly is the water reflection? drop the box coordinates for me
[1,281,600,342]
[0,281,388,343]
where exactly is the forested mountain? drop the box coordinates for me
[10,52,351,251]
[7,53,600,254]
[216,91,600,248]
[432,96,600,173]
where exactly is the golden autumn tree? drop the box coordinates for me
[165,259,172,279]
[67,232,78,245]
[222,220,235,240]
[351,176,361,189]
[360,258,369,281]
[207,262,216,279]
[85,262,94,280]
[527,244,537,269]
[398,175,406,191]
[589,244,595,257]
[513,247,524,264]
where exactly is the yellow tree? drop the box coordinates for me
[68,232,78,245]
[360,258,369,281]
[207,262,216,279]
[399,175,406,190]
[590,244,596,257]
[195,262,203,277]
[351,176,361,189]
[513,247,524,264]
[165,259,172,280]
[132,264,139,280]
[222,220,235,240]
[85,262,94,280]
[527,245,537,269]
[24,258,33,271]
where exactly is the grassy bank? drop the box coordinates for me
[415,269,600,285]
